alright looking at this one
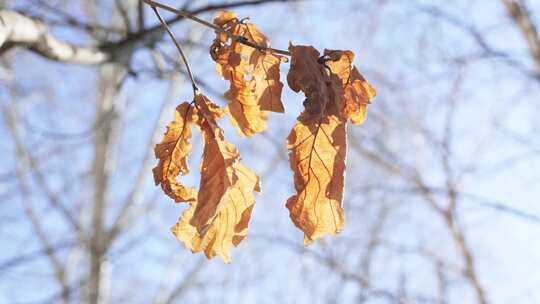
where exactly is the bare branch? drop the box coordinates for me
[161,258,207,304]
[416,3,540,80]
[3,104,72,303]
[0,10,109,64]
[142,0,292,56]
[0,240,73,272]
[151,6,199,97]
[1,0,297,65]
[502,0,540,74]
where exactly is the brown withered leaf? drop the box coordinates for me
[171,162,259,263]
[287,111,347,245]
[286,44,375,244]
[170,94,260,263]
[152,102,198,203]
[287,45,376,124]
[323,50,376,125]
[211,11,285,137]
[287,45,334,116]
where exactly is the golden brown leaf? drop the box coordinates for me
[287,45,376,124]
[287,45,332,113]
[287,112,347,245]
[170,94,261,263]
[152,102,198,203]
[171,161,259,263]
[194,93,226,124]
[211,11,285,137]
[286,44,375,244]
[322,49,376,125]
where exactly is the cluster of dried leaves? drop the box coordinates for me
[153,11,376,262]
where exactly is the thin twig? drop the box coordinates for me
[142,0,229,34]
[141,0,291,56]
[151,6,199,98]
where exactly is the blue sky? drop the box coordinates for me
[1,0,540,303]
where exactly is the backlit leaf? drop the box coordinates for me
[287,112,347,245]
[152,102,198,203]
[170,94,261,263]
[210,11,285,136]
[323,49,376,125]
[286,44,375,244]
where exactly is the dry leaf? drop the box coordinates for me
[286,44,375,244]
[152,102,198,203]
[323,49,376,125]
[170,94,261,263]
[210,11,285,136]
[287,45,330,106]
[287,112,347,245]
[171,162,259,263]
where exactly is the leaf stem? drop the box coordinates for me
[150,6,199,98]
[142,0,291,56]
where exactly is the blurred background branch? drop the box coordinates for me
[1,0,540,303]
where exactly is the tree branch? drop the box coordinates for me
[151,6,199,97]
[0,10,109,64]
[142,0,292,56]
[1,1,296,65]
[501,0,540,75]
